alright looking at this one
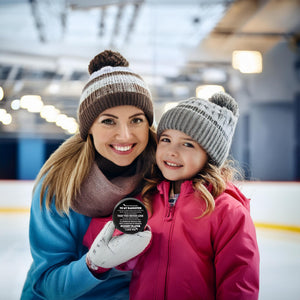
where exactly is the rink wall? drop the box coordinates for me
[0,180,299,231]
[238,181,300,232]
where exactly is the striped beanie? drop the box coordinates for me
[157,92,239,167]
[78,50,153,140]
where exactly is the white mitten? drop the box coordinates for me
[86,221,152,272]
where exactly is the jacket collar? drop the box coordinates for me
[157,180,195,196]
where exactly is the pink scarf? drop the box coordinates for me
[72,161,143,217]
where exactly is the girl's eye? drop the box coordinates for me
[159,137,170,143]
[101,118,115,125]
[183,142,194,148]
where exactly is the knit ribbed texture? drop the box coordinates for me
[157,92,239,167]
[78,66,153,140]
[72,159,143,217]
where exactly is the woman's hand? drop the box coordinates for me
[86,221,152,272]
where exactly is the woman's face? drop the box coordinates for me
[156,129,208,183]
[89,105,149,166]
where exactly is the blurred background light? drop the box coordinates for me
[0,86,4,101]
[20,95,44,113]
[163,102,179,113]
[232,50,263,74]
[11,99,21,110]
[0,108,12,125]
[196,85,225,99]
[40,105,60,122]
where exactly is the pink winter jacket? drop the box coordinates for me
[84,180,260,300]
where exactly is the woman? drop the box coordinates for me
[20,50,156,300]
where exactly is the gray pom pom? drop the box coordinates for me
[209,92,238,116]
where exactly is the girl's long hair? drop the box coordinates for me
[141,158,243,217]
[35,126,156,214]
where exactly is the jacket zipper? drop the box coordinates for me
[163,198,177,299]
[165,204,175,220]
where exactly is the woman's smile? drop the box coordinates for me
[110,143,136,154]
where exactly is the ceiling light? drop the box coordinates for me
[196,85,225,99]
[20,95,44,113]
[40,105,60,122]
[55,114,78,134]
[0,86,4,101]
[55,114,68,127]
[0,108,6,119]
[2,113,12,125]
[232,50,262,74]
[0,109,12,125]
[11,99,21,110]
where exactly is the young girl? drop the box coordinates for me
[84,92,260,300]
[21,50,156,300]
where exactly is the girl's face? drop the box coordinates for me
[89,105,149,166]
[156,129,208,183]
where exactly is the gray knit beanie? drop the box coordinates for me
[78,50,153,140]
[157,92,239,167]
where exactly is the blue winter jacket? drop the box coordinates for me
[21,178,131,300]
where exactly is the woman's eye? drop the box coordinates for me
[101,118,115,125]
[131,117,143,124]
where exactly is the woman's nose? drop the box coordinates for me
[117,125,131,140]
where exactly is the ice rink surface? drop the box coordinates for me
[0,212,300,300]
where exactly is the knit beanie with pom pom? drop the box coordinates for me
[78,50,153,140]
[157,92,239,167]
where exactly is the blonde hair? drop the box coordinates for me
[35,127,157,214]
[141,158,242,217]
[35,133,94,214]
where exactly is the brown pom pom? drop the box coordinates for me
[88,50,129,75]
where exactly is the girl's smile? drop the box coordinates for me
[163,160,183,168]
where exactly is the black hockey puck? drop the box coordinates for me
[112,198,148,234]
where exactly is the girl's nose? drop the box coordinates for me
[167,144,179,157]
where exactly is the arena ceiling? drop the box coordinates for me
[0,0,299,137]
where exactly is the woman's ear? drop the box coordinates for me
[88,125,94,136]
